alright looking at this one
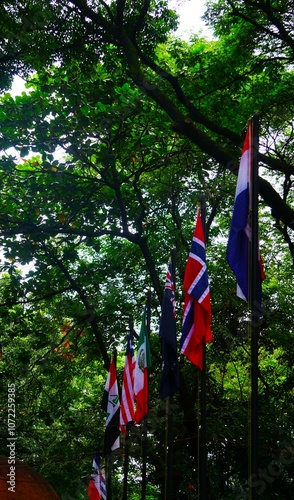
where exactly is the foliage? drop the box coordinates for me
[0,1,294,498]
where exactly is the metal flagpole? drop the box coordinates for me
[141,417,147,500]
[200,196,207,500]
[122,422,131,500]
[165,248,177,500]
[249,114,260,500]
[122,319,134,500]
[141,290,151,500]
[107,349,118,500]
[106,451,113,500]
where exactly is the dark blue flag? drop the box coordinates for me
[159,260,180,398]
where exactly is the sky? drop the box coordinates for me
[173,0,210,39]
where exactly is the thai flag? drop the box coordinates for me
[180,209,212,370]
[227,122,265,307]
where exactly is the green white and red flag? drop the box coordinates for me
[134,306,152,423]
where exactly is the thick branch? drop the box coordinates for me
[42,245,110,367]
[136,46,240,144]
[227,0,294,56]
[69,0,116,36]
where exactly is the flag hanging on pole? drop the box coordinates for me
[88,451,107,500]
[120,335,135,434]
[227,120,265,309]
[180,209,212,370]
[159,259,180,398]
[134,306,152,423]
[101,356,120,455]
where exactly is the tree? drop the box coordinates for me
[0,0,293,249]
[0,1,294,498]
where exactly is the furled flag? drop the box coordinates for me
[159,260,180,398]
[134,306,152,423]
[120,335,135,434]
[180,209,212,370]
[227,121,265,307]
[88,451,107,500]
[101,356,120,455]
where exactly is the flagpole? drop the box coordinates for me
[122,319,134,500]
[106,349,117,500]
[250,114,260,500]
[122,422,131,500]
[141,291,151,500]
[164,248,177,500]
[106,453,112,500]
[200,197,207,500]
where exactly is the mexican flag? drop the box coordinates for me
[134,306,152,423]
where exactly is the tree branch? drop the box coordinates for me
[41,244,110,367]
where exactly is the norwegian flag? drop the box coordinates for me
[180,209,212,370]
[119,335,135,434]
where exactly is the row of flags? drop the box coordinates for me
[88,118,266,499]
[98,207,212,465]
[101,308,152,458]
[87,315,151,499]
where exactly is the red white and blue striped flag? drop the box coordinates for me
[120,335,135,434]
[227,121,265,308]
[88,451,107,500]
[180,209,212,370]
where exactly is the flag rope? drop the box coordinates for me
[248,317,252,500]
[164,397,169,500]
[197,369,201,500]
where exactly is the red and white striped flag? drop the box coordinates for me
[120,335,135,434]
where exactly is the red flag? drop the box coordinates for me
[180,209,212,369]
[88,480,101,500]
[119,335,135,434]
